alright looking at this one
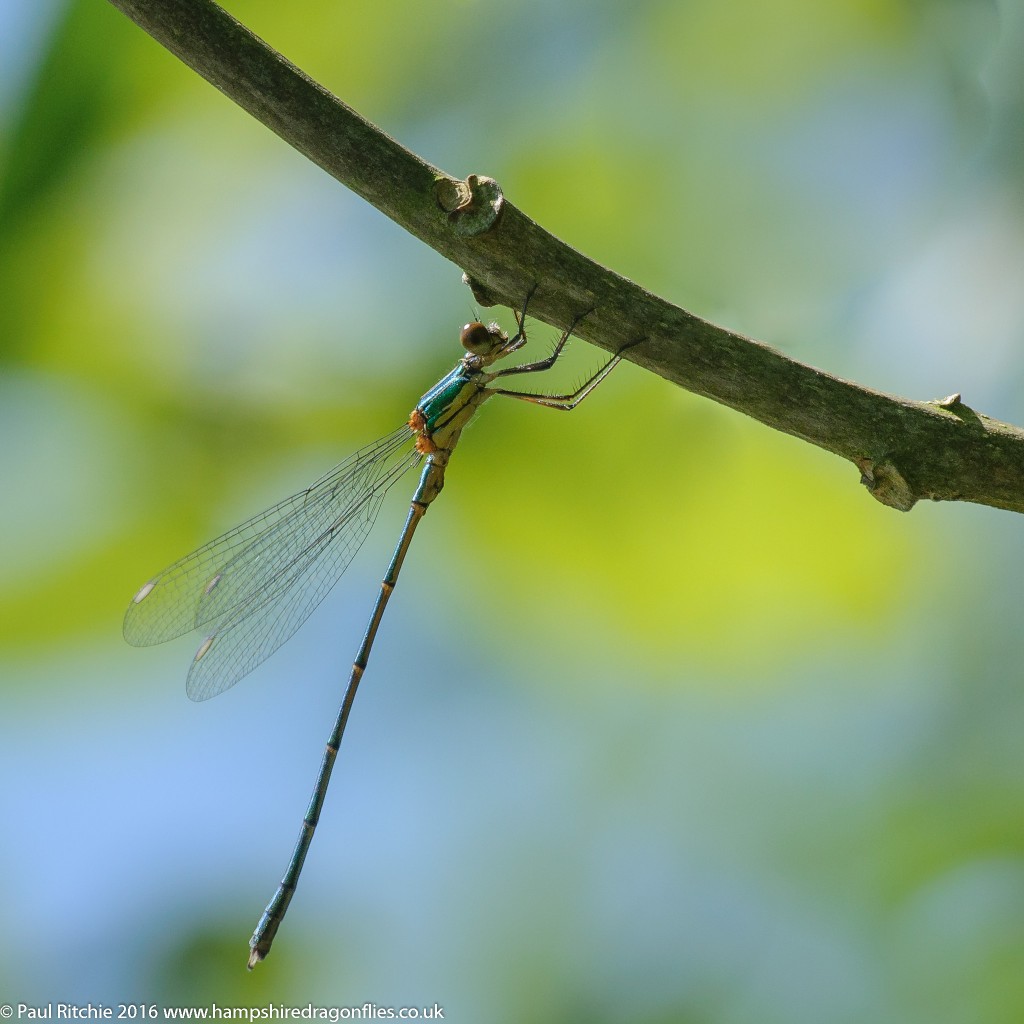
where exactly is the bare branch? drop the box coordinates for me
[106,0,1024,516]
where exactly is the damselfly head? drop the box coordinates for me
[460,321,507,361]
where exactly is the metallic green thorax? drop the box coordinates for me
[417,366,488,436]
[407,321,513,506]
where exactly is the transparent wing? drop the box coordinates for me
[183,472,404,702]
[124,425,421,699]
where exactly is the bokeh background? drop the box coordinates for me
[3,0,1024,1019]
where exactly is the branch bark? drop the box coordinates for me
[107,0,1024,516]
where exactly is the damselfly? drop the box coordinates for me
[124,293,635,967]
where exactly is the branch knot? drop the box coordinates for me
[435,174,504,236]
[855,456,917,512]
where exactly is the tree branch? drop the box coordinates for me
[107,0,1024,516]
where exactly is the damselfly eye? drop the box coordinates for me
[460,321,494,354]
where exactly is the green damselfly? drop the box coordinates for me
[124,294,635,967]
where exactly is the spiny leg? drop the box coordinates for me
[491,337,643,411]
[494,284,540,361]
[495,308,592,380]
